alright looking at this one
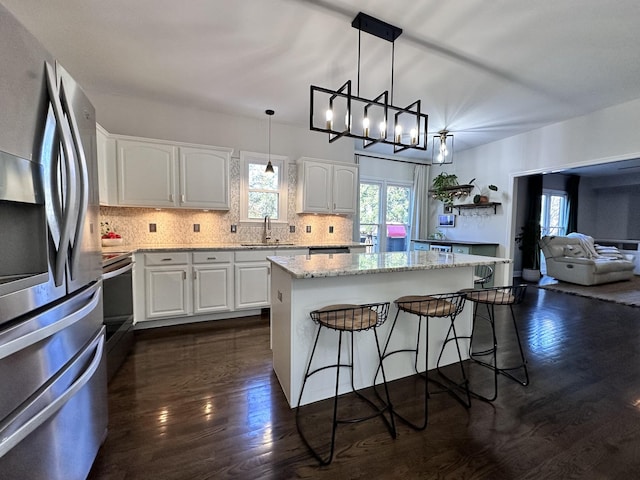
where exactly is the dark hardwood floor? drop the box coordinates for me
[88,286,640,479]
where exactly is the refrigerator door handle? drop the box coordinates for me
[0,328,105,458]
[0,285,101,361]
[59,72,89,280]
[45,62,78,286]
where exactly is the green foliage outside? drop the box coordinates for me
[248,163,279,219]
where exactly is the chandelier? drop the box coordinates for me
[432,130,453,165]
[310,12,428,154]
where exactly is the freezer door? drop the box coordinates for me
[0,282,102,424]
[0,326,108,480]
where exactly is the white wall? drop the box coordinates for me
[580,174,640,239]
[89,91,355,163]
[433,96,640,284]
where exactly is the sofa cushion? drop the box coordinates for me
[563,244,587,257]
[592,258,635,274]
[594,244,625,259]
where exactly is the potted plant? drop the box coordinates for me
[430,172,459,205]
[515,220,541,281]
[468,178,498,204]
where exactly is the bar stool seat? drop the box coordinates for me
[296,302,396,465]
[374,292,469,431]
[463,285,529,402]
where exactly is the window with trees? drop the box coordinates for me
[541,189,568,236]
[240,151,288,222]
[359,179,412,252]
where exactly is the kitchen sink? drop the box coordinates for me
[240,242,296,246]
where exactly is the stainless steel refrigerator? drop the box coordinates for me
[0,4,107,479]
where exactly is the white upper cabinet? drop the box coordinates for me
[296,158,358,214]
[113,134,232,209]
[117,139,177,208]
[96,124,117,206]
[179,147,229,209]
[332,164,358,214]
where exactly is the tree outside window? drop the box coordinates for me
[240,151,288,222]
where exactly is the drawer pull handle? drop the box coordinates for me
[161,258,172,262]
[207,257,217,260]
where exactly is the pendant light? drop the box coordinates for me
[309,12,428,154]
[265,109,275,174]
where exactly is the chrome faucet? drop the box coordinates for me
[263,215,272,243]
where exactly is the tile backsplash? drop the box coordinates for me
[100,161,353,246]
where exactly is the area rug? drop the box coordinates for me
[538,275,640,307]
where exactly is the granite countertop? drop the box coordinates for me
[412,239,499,246]
[101,242,364,254]
[268,250,510,279]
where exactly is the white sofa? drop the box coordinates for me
[540,234,634,286]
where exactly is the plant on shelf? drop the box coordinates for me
[468,178,499,204]
[430,172,460,205]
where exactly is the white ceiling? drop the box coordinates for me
[3,0,640,156]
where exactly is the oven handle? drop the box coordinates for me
[102,261,134,281]
[0,284,101,361]
[0,328,105,458]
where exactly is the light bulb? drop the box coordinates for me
[410,128,417,145]
[395,124,402,143]
[379,121,386,138]
[325,109,333,130]
[362,117,370,137]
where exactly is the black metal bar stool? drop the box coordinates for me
[463,285,529,402]
[295,302,396,465]
[474,264,494,288]
[374,292,469,431]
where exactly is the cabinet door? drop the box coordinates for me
[332,164,358,214]
[299,161,331,213]
[234,262,270,309]
[145,267,189,319]
[179,147,230,209]
[193,264,233,313]
[96,126,117,206]
[117,139,177,207]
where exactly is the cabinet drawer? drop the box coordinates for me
[276,248,308,256]
[235,250,276,262]
[145,252,189,266]
[413,242,430,251]
[192,251,234,264]
[453,245,470,254]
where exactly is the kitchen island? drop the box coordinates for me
[268,250,511,407]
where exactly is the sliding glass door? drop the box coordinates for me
[359,180,412,253]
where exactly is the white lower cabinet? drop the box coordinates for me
[144,253,190,320]
[136,249,309,324]
[234,250,275,310]
[192,251,234,313]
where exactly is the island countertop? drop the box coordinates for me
[268,250,510,279]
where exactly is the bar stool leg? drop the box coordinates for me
[435,316,472,408]
[467,286,530,402]
[468,302,499,401]
[296,304,397,465]
[374,310,429,430]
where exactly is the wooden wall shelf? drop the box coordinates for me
[454,202,501,215]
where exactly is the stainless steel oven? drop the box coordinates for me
[102,252,134,381]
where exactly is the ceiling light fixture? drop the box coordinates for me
[432,130,453,165]
[265,109,275,174]
[309,12,428,154]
